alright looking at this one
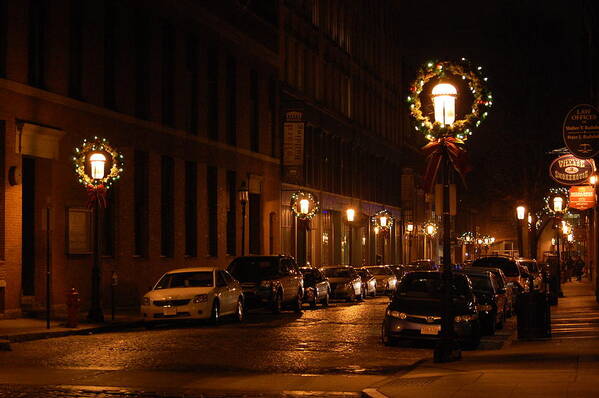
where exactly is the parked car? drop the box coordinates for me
[364,265,398,295]
[461,268,505,334]
[516,258,542,290]
[323,266,363,301]
[471,256,527,296]
[407,259,438,270]
[388,265,407,280]
[141,267,244,325]
[381,271,481,348]
[300,267,330,308]
[474,266,514,317]
[227,255,304,313]
[356,268,377,297]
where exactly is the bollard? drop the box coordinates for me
[65,288,80,328]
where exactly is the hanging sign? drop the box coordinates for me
[568,185,596,211]
[563,104,599,159]
[549,154,595,186]
[283,109,305,184]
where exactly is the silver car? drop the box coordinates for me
[364,266,397,295]
[323,266,363,302]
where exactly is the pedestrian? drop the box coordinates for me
[574,256,585,281]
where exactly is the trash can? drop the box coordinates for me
[516,290,551,339]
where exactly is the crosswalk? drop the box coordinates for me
[550,281,599,340]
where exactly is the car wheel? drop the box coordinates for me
[309,296,317,309]
[346,289,356,302]
[210,300,220,325]
[271,290,283,314]
[359,287,366,301]
[322,291,330,307]
[293,291,303,313]
[234,298,244,322]
[381,321,396,346]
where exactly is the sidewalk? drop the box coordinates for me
[364,279,599,398]
[0,312,141,347]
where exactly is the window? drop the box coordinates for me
[104,0,118,109]
[161,156,174,257]
[207,166,218,256]
[134,13,150,119]
[28,0,46,88]
[250,69,259,152]
[133,150,148,256]
[185,161,197,256]
[162,23,175,127]
[68,0,83,99]
[207,47,218,140]
[226,55,237,146]
[226,170,236,255]
[186,35,198,135]
[269,76,277,157]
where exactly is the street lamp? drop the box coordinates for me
[431,83,457,126]
[238,181,249,256]
[406,222,414,263]
[346,208,356,266]
[516,205,525,257]
[73,137,123,323]
[549,190,567,298]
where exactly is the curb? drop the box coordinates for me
[362,387,390,398]
[0,321,142,344]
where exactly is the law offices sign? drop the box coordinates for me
[563,104,599,158]
[549,154,596,186]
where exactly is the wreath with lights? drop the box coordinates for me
[407,58,493,141]
[372,210,394,230]
[73,137,124,190]
[290,191,319,220]
[544,187,570,215]
[458,231,475,244]
[422,221,438,236]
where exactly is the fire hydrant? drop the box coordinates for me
[66,288,80,328]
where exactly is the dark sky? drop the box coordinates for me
[399,0,598,209]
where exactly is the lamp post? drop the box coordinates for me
[73,137,123,323]
[549,192,567,298]
[516,205,526,257]
[346,208,356,266]
[239,181,249,256]
[431,81,460,362]
[406,222,414,264]
[591,174,598,302]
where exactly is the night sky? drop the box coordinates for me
[400,0,598,211]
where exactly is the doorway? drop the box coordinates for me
[21,157,35,296]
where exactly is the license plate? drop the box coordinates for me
[420,325,440,335]
[163,306,177,316]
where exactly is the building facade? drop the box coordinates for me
[0,0,423,318]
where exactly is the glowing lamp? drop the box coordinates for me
[426,224,435,235]
[591,175,598,185]
[346,208,355,222]
[553,196,563,213]
[238,181,249,204]
[552,238,556,245]
[406,222,414,233]
[379,216,388,228]
[89,152,107,180]
[432,83,457,126]
[567,233,573,242]
[516,205,525,220]
[300,199,310,215]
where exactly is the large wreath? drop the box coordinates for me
[372,210,394,231]
[544,187,570,215]
[407,58,492,141]
[73,137,124,190]
[290,191,319,220]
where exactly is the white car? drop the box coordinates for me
[141,267,244,324]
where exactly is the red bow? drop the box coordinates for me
[87,185,107,208]
[422,137,472,193]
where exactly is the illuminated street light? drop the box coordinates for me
[516,205,526,220]
[516,205,525,257]
[346,208,355,223]
[406,222,414,233]
[89,152,107,179]
[300,199,310,215]
[553,196,563,213]
[432,83,457,126]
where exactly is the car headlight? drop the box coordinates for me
[455,314,478,322]
[193,294,208,303]
[478,304,493,311]
[386,309,407,319]
[142,297,150,306]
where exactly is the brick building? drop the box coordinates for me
[0,0,423,318]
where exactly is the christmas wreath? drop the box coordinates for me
[372,210,394,231]
[73,137,123,189]
[290,191,319,220]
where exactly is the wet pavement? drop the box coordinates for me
[0,296,514,396]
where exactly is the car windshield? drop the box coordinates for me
[467,275,492,292]
[324,268,353,278]
[366,267,389,275]
[228,258,280,282]
[155,271,213,289]
[397,273,470,297]
[301,269,316,282]
[357,270,371,278]
[472,257,520,277]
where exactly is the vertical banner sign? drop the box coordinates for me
[283,110,305,184]
[563,104,599,159]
